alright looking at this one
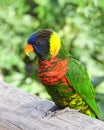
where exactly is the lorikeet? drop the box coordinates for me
[24,29,100,118]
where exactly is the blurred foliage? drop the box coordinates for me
[0,0,104,120]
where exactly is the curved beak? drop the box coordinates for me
[24,44,34,56]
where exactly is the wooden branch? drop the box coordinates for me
[0,82,104,130]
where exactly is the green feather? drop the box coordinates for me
[66,57,100,118]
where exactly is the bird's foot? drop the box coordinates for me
[43,106,79,118]
[43,105,61,118]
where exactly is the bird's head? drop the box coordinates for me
[24,29,61,59]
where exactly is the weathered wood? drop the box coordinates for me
[0,82,104,130]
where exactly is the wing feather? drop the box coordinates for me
[67,57,100,117]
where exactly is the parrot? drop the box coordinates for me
[24,29,100,118]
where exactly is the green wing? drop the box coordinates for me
[67,57,100,117]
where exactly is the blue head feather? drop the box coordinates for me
[27,33,37,44]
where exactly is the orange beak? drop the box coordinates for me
[24,44,34,56]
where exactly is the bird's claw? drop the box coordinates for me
[43,106,76,118]
[42,105,60,118]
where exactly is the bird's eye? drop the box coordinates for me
[36,40,41,44]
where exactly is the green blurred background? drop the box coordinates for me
[0,0,104,120]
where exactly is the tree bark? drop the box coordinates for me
[0,82,104,130]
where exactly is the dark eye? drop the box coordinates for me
[36,40,41,44]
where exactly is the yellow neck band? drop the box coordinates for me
[49,32,61,58]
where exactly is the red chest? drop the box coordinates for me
[38,58,69,85]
